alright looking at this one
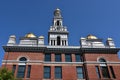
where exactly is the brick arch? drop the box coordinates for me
[17,56,30,61]
[97,57,107,62]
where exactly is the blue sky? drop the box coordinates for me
[0,0,120,66]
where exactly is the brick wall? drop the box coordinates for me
[84,53,120,80]
[2,51,120,80]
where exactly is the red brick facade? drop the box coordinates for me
[2,50,120,80]
[83,53,120,80]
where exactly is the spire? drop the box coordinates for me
[49,8,68,31]
[50,8,65,31]
[48,8,69,46]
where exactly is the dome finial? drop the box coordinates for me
[56,8,60,11]
[87,34,98,39]
[25,33,36,38]
[54,8,61,17]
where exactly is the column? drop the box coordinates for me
[98,66,103,79]
[66,40,68,46]
[55,40,57,45]
[51,66,54,79]
[107,66,113,78]
[51,53,55,62]
[64,40,65,46]
[62,53,65,62]
[14,65,18,78]
[49,40,51,45]
[61,40,62,46]
[72,53,75,62]
[24,65,28,79]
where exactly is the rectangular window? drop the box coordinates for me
[65,40,66,45]
[55,66,62,79]
[45,54,51,61]
[51,40,53,45]
[54,40,55,45]
[76,67,84,79]
[12,65,16,74]
[44,66,51,79]
[27,65,31,78]
[65,54,72,62]
[62,40,64,45]
[75,54,82,62]
[17,65,26,78]
[55,54,61,62]
[101,66,110,78]
[110,66,116,78]
[95,66,101,78]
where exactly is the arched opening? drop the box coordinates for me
[17,57,28,78]
[19,57,27,61]
[99,58,106,62]
[57,36,61,45]
[99,58,106,66]
[56,21,61,26]
[98,58,110,78]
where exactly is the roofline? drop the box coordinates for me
[2,46,120,53]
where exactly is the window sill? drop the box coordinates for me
[43,79,51,80]
[100,78,116,80]
[77,79,85,80]
[43,79,62,80]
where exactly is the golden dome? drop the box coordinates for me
[25,33,36,38]
[87,34,97,39]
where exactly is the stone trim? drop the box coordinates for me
[3,46,120,53]
[3,46,81,53]
[2,60,120,64]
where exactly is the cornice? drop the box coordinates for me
[48,31,69,34]
[3,46,46,52]
[2,46,120,53]
[80,48,120,53]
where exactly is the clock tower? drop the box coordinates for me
[48,8,69,46]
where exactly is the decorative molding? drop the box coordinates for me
[3,46,120,53]
[2,60,120,64]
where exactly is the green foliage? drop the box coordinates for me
[0,67,15,80]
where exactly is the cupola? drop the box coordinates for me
[25,33,36,38]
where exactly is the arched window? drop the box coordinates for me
[56,21,61,26]
[17,57,31,78]
[57,36,61,45]
[96,58,110,78]
[99,58,106,62]
[19,57,27,61]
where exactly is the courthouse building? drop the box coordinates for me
[2,8,120,80]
